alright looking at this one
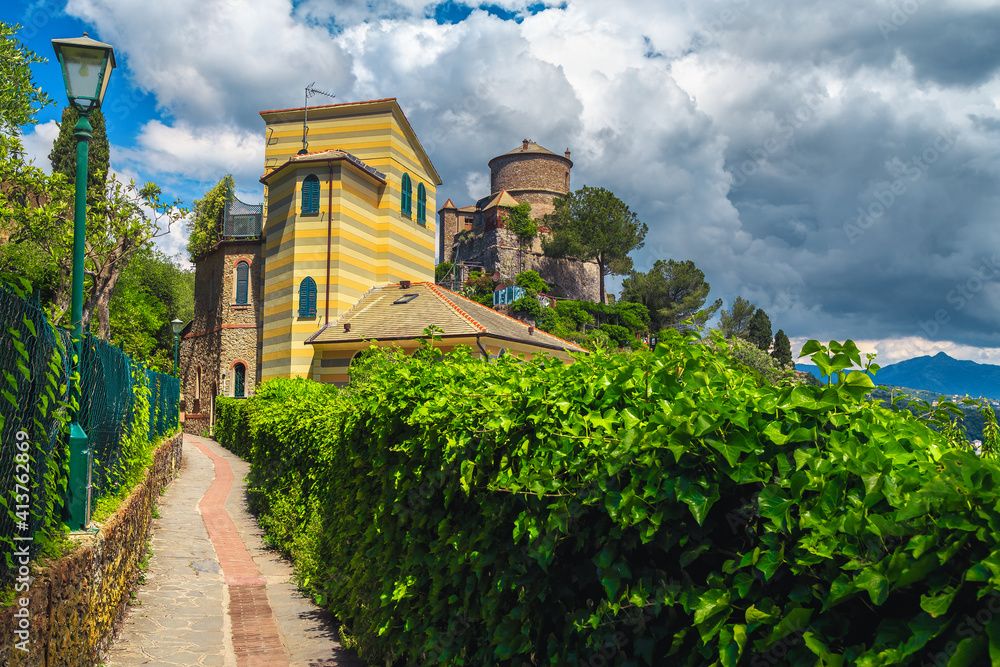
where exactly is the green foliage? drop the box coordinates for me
[621,259,722,333]
[186,174,234,261]
[461,270,497,307]
[514,270,548,294]
[748,308,773,352]
[434,262,454,283]
[721,336,791,386]
[109,248,194,373]
[90,364,173,522]
[719,296,756,340]
[771,329,792,367]
[504,202,536,243]
[215,332,1000,666]
[0,22,53,133]
[543,185,647,303]
[49,107,110,201]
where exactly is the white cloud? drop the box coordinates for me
[19,120,60,172]
[114,120,263,186]
[51,0,1000,361]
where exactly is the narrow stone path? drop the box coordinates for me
[105,434,363,667]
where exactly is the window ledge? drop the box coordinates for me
[231,304,252,310]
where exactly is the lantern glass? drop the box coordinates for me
[52,35,116,113]
[171,318,183,335]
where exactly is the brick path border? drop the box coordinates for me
[196,442,290,667]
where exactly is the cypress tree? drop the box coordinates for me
[748,309,772,352]
[49,106,110,199]
[771,329,793,367]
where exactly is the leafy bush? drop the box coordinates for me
[216,334,1000,666]
[515,269,549,294]
[214,396,251,458]
[722,336,793,386]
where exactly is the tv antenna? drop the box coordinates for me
[300,82,336,154]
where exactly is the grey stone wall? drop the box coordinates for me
[179,239,263,434]
[449,227,599,301]
[490,153,571,202]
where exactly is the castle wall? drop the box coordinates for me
[490,153,570,201]
[449,227,599,301]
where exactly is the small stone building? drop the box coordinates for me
[438,140,600,301]
[178,198,264,435]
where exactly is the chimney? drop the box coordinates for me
[522,139,529,151]
[528,326,534,335]
[565,148,571,160]
[400,280,411,289]
[344,322,351,332]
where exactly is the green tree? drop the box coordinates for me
[435,262,453,283]
[771,329,792,367]
[515,270,548,294]
[718,296,756,339]
[109,247,195,371]
[186,174,234,260]
[621,259,721,334]
[747,308,772,352]
[542,186,647,304]
[48,106,110,202]
[0,22,53,133]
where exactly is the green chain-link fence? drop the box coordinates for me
[1,280,179,591]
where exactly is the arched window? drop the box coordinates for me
[302,174,320,215]
[416,182,426,225]
[194,366,202,413]
[401,173,412,217]
[299,276,317,317]
[235,261,249,304]
[233,362,246,398]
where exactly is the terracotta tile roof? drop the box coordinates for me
[482,190,520,209]
[439,198,457,210]
[306,282,586,353]
[258,97,397,116]
[501,140,557,156]
[260,149,386,184]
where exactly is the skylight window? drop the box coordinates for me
[393,293,419,304]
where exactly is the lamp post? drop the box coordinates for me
[171,318,183,376]
[52,33,116,531]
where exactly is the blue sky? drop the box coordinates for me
[5,0,1000,366]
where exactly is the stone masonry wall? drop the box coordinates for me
[450,227,599,301]
[0,433,183,667]
[180,239,263,434]
[490,153,571,201]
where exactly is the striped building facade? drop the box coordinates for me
[258,99,442,381]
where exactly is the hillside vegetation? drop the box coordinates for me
[216,333,1000,666]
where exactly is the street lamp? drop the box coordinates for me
[171,318,183,376]
[52,33,116,531]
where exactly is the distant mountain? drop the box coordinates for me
[796,352,1000,400]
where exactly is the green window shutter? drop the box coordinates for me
[235,261,249,304]
[299,277,317,317]
[401,173,412,217]
[302,175,320,215]
[417,183,426,225]
[234,363,246,398]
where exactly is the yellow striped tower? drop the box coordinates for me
[258,98,441,381]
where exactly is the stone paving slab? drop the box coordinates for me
[105,435,363,667]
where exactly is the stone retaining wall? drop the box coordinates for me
[0,432,184,667]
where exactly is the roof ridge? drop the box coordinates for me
[424,282,487,333]
[431,283,586,352]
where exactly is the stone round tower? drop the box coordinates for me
[488,139,572,218]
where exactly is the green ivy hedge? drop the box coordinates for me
[216,332,1000,666]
